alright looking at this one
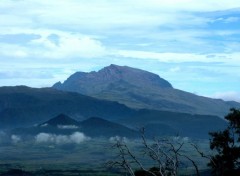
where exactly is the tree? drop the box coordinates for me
[107,128,200,176]
[209,108,240,176]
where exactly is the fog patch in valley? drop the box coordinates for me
[57,125,79,129]
[35,132,90,144]
[40,123,48,127]
[109,136,128,143]
[173,136,189,142]
[11,134,21,143]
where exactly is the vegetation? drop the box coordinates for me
[107,128,205,176]
[209,108,240,176]
[0,139,124,176]
[107,108,240,176]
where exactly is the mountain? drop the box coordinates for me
[10,111,227,139]
[11,114,138,138]
[0,86,227,139]
[116,109,227,139]
[53,64,172,94]
[0,86,134,129]
[79,117,138,138]
[53,64,240,117]
[11,114,81,136]
[40,114,80,127]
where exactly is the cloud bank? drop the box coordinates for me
[35,132,89,144]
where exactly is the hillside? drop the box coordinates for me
[40,114,80,127]
[10,112,227,139]
[53,64,240,117]
[116,109,227,139]
[0,86,227,139]
[0,86,134,129]
[79,117,138,138]
[11,114,138,138]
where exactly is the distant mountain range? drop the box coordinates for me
[0,64,238,139]
[53,64,240,117]
[0,86,227,138]
[0,86,134,129]
[116,109,227,138]
[11,114,138,138]
[10,113,226,139]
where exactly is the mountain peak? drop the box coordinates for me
[101,64,172,88]
[104,64,128,71]
[108,64,120,68]
[40,114,79,127]
[52,64,173,97]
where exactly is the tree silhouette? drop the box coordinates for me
[107,128,200,176]
[209,108,240,176]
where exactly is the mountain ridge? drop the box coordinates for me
[53,64,173,94]
[10,114,139,138]
[0,85,228,139]
[53,64,240,117]
[9,111,227,139]
[0,86,135,129]
[40,114,80,127]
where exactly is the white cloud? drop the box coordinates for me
[35,132,89,144]
[134,0,240,11]
[223,17,240,23]
[0,43,28,58]
[0,14,32,27]
[70,132,88,144]
[38,35,106,59]
[11,134,21,143]
[35,133,54,143]
[40,123,48,127]
[0,0,239,97]
[0,31,106,59]
[0,1,239,61]
[57,125,79,129]
[109,136,128,143]
[173,136,189,142]
[212,91,240,102]
[116,50,240,65]
[169,67,181,72]
[1,0,238,34]
[227,17,240,22]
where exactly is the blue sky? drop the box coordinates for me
[0,0,240,102]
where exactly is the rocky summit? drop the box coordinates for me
[53,64,240,117]
[53,64,172,94]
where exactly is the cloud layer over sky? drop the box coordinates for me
[0,0,239,101]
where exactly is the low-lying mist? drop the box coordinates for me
[35,132,90,144]
[0,131,92,145]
